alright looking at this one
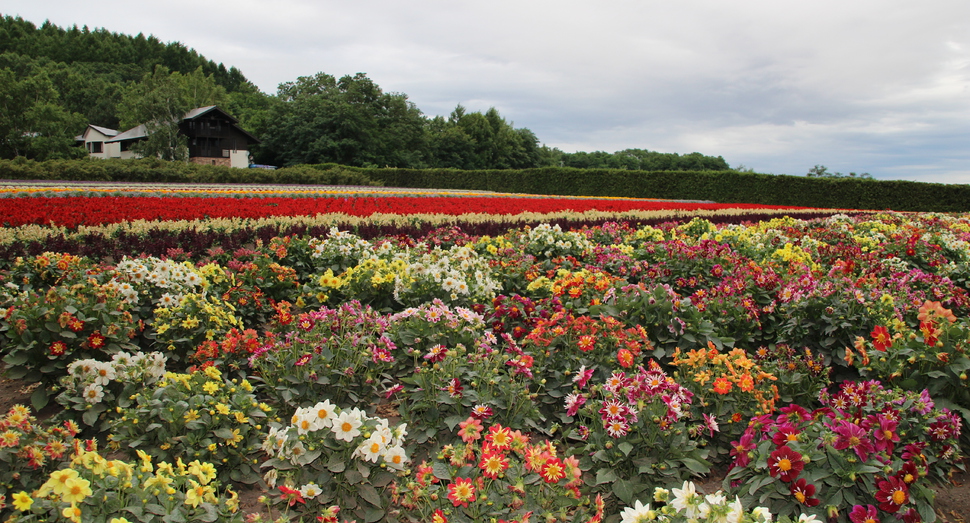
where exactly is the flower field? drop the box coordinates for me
[0,183,968,523]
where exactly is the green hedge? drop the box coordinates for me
[1,159,967,212]
[344,166,970,212]
[0,158,382,187]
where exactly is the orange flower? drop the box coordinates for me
[617,348,634,368]
[447,477,476,507]
[738,373,755,392]
[870,325,892,352]
[713,377,733,395]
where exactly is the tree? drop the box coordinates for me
[807,165,872,179]
[425,104,541,169]
[0,67,85,160]
[118,65,226,161]
[261,72,427,167]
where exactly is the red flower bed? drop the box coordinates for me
[0,195,804,228]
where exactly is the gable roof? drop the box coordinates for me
[105,106,259,144]
[76,124,119,142]
[106,124,148,143]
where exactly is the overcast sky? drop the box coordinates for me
[4,1,969,183]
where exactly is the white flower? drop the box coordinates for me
[262,427,282,454]
[286,441,307,461]
[331,411,363,442]
[670,481,702,518]
[619,499,652,523]
[91,361,116,386]
[291,407,316,435]
[300,482,322,499]
[392,423,408,444]
[82,383,104,404]
[726,497,745,523]
[796,515,823,523]
[310,400,336,431]
[263,468,278,488]
[354,435,385,463]
[750,507,773,523]
[382,445,408,470]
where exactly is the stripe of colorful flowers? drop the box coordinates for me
[0,201,968,523]
[0,192,812,228]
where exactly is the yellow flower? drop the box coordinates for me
[62,505,82,523]
[203,366,222,381]
[188,460,217,485]
[184,410,201,423]
[12,491,32,511]
[110,518,134,523]
[184,479,215,508]
[215,403,231,416]
[43,469,80,497]
[156,461,175,477]
[61,476,93,504]
[226,489,240,513]
[180,316,200,329]
[233,411,250,424]
[203,381,220,395]
[240,379,253,392]
[225,428,243,447]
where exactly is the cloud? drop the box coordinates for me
[4,0,969,183]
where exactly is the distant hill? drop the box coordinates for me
[0,14,255,129]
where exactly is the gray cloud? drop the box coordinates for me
[3,0,968,183]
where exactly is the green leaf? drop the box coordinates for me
[618,441,634,457]
[357,484,383,507]
[327,454,346,473]
[679,457,710,475]
[595,468,619,485]
[82,408,101,427]
[3,352,28,366]
[345,469,364,485]
[31,386,49,410]
[4,365,27,379]
[363,506,385,523]
[611,478,642,505]
[432,462,452,481]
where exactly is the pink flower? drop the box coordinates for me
[565,393,586,417]
[832,420,875,462]
[573,365,594,388]
[848,505,880,523]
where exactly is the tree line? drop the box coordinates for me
[0,15,731,171]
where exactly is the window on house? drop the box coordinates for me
[90,142,103,153]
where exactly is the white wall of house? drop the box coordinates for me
[230,149,251,168]
[83,127,120,159]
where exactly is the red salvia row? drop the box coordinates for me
[0,195,805,228]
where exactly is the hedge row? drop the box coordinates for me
[350,167,970,212]
[1,158,967,212]
[0,158,381,187]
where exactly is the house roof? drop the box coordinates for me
[76,124,119,142]
[105,106,259,144]
[106,124,148,143]
[89,125,119,137]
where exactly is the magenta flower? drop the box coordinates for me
[729,432,756,468]
[848,505,880,523]
[832,419,875,462]
[872,415,899,453]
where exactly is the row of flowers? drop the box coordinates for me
[1,211,969,522]
[0,183,667,200]
[0,192,812,228]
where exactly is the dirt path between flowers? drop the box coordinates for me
[0,371,967,521]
